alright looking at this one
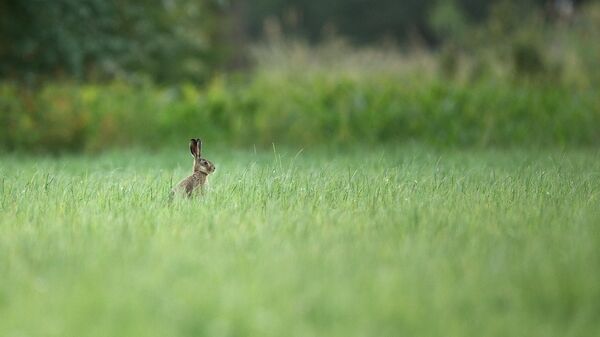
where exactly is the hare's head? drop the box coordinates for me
[190,138,215,175]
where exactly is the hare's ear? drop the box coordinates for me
[189,139,198,157]
[196,138,203,157]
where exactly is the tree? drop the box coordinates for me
[0,0,227,84]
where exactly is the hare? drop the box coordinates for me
[171,138,216,198]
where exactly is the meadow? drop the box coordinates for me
[1,146,599,337]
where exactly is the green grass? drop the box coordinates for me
[1,146,599,337]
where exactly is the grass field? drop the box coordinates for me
[1,146,599,337]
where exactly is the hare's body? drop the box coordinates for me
[171,138,215,198]
[173,171,209,197]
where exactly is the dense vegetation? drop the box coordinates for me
[1,148,599,336]
[2,1,599,152]
[0,0,226,83]
[1,72,599,152]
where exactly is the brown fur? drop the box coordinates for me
[171,138,215,198]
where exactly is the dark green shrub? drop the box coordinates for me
[512,41,546,78]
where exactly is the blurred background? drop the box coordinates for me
[1,0,599,152]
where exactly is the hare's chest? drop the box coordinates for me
[193,173,207,186]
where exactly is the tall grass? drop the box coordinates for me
[1,147,599,336]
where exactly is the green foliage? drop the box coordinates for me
[1,148,599,336]
[429,0,468,41]
[431,0,600,83]
[511,40,547,78]
[0,0,226,83]
[1,73,599,152]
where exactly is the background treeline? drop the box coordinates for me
[2,0,591,83]
[1,0,599,151]
[0,0,227,83]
